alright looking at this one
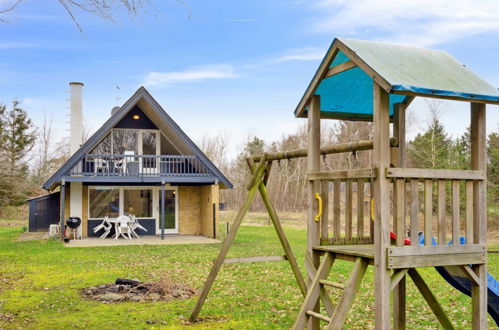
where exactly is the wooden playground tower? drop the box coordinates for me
[190,38,499,328]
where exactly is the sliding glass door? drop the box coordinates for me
[157,189,177,233]
[140,131,159,174]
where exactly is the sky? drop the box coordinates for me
[1,0,499,159]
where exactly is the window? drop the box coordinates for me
[90,132,111,154]
[124,189,152,217]
[89,188,120,218]
[113,129,138,154]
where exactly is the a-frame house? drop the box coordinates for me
[36,85,232,239]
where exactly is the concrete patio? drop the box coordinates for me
[64,235,220,247]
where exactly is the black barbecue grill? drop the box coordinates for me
[66,217,81,229]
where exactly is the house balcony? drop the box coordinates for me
[69,154,212,178]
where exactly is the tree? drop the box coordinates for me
[200,131,230,171]
[31,115,69,190]
[452,127,471,170]
[0,100,36,205]
[407,101,452,169]
[0,0,151,31]
[488,127,499,204]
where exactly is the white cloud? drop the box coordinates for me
[276,47,324,62]
[144,64,236,86]
[308,0,499,47]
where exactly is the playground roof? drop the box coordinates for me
[295,38,499,121]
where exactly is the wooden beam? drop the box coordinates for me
[324,60,356,78]
[320,180,329,242]
[373,83,391,329]
[319,279,345,290]
[438,180,446,245]
[387,245,486,269]
[293,252,335,330]
[392,104,406,330]
[307,94,321,330]
[452,180,460,245]
[337,40,392,93]
[408,269,455,330]
[307,168,375,181]
[327,257,368,330]
[424,180,433,246]
[247,160,308,297]
[189,158,267,322]
[223,255,287,264]
[390,269,409,291]
[388,244,486,256]
[470,102,488,329]
[294,43,340,118]
[251,137,398,162]
[462,265,481,286]
[305,253,336,317]
[306,310,331,323]
[386,168,484,181]
[410,180,419,247]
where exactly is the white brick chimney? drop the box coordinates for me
[69,82,83,155]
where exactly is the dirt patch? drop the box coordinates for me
[81,279,196,303]
[16,232,49,241]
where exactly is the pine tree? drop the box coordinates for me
[407,105,452,169]
[0,100,36,206]
[452,127,471,170]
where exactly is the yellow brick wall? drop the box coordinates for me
[200,185,219,238]
[178,186,202,235]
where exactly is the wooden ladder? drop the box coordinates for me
[293,253,369,330]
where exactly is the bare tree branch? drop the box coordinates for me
[0,0,152,31]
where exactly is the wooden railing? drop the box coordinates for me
[307,167,486,251]
[307,169,376,245]
[386,167,485,247]
[70,154,211,177]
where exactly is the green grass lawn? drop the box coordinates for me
[0,225,497,329]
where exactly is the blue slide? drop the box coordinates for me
[418,235,499,326]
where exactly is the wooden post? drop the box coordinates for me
[189,158,267,322]
[307,94,321,330]
[60,179,66,240]
[373,83,391,330]
[247,159,308,297]
[470,102,487,329]
[320,180,329,242]
[392,103,406,329]
[161,181,165,240]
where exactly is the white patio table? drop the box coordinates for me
[95,215,147,239]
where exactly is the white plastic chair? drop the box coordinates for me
[115,215,132,240]
[95,216,112,239]
[129,214,147,238]
[49,224,60,238]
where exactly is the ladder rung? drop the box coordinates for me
[306,310,331,323]
[319,279,345,289]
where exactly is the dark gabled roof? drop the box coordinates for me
[295,37,499,120]
[43,87,232,190]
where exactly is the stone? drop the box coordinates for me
[147,293,160,301]
[129,295,144,302]
[107,285,119,293]
[98,293,124,302]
